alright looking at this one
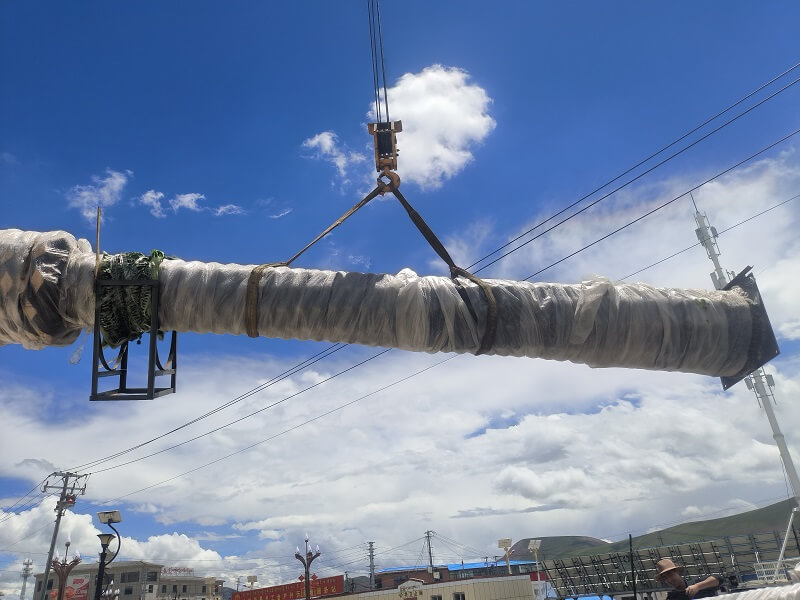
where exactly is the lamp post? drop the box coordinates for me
[50,536,81,600]
[294,535,320,600]
[94,511,122,600]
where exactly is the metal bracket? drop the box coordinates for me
[719,266,780,390]
[90,278,177,401]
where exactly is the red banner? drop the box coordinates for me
[66,575,90,600]
[233,576,344,600]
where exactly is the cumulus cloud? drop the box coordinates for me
[215,204,245,216]
[170,193,205,212]
[137,191,243,218]
[139,189,166,218]
[67,169,131,222]
[301,131,367,183]
[370,65,496,189]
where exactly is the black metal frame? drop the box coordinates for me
[90,278,177,401]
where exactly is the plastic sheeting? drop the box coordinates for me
[0,229,757,377]
[726,584,800,600]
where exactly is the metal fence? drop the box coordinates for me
[542,531,800,599]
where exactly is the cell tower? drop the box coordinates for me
[20,559,33,600]
[693,200,800,508]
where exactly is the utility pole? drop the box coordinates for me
[368,542,375,590]
[424,531,434,574]
[693,201,800,508]
[20,559,33,600]
[39,472,88,600]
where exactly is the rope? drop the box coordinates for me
[97,250,166,347]
[245,185,384,337]
[389,184,498,354]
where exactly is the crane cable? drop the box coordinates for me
[367,0,390,123]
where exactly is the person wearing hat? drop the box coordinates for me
[655,558,722,600]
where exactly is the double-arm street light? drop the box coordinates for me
[94,511,122,600]
[50,535,81,600]
[294,535,320,600]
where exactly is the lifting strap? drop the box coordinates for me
[245,184,498,355]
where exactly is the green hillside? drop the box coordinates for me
[510,498,797,560]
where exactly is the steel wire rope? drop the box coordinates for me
[465,61,800,272]
[86,347,392,475]
[374,0,390,122]
[69,343,347,472]
[472,74,800,276]
[522,127,800,281]
[93,356,455,505]
[367,0,382,123]
[618,192,800,281]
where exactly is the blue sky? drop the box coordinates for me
[2,1,800,597]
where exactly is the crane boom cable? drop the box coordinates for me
[367,0,382,123]
[375,0,390,122]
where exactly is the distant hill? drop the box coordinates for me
[510,498,797,560]
[509,536,608,561]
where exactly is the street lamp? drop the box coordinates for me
[50,535,81,600]
[528,540,542,600]
[94,511,122,600]
[98,578,119,600]
[294,535,320,600]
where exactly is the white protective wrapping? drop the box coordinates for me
[726,584,800,600]
[0,229,757,377]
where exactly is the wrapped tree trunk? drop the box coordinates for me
[0,229,775,379]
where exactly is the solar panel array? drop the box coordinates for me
[542,531,800,599]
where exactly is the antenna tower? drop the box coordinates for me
[20,559,34,600]
[693,202,800,508]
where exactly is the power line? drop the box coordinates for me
[87,347,391,475]
[472,74,800,276]
[71,343,347,472]
[95,356,454,505]
[467,61,800,273]
[0,478,49,525]
[523,126,800,280]
[619,191,800,281]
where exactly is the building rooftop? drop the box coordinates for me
[377,560,537,574]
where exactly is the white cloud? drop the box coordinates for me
[268,208,292,219]
[301,131,367,182]
[170,193,205,212]
[215,204,245,216]
[67,169,131,222]
[370,65,496,189]
[139,189,167,218]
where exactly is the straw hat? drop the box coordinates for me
[655,558,684,581]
